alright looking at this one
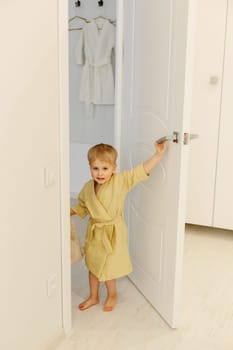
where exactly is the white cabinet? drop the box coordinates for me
[213,2,233,229]
[186,0,233,230]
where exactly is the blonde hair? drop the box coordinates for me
[87,143,118,165]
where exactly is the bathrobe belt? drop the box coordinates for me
[85,59,111,106]
[86,58,110,67]
[89,217,121,254]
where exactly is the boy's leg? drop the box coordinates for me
[103,279,117,312]
[79,271,100,310]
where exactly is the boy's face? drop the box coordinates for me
[90,159,116,185]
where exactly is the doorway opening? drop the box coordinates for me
[60,0,197,333]
[67,0,124,323]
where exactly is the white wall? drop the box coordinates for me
[69,0,116,193]
[0,1,64,349]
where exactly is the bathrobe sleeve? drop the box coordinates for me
[75,29,85,65]
[121,163,150,191]
[71,186,89,218]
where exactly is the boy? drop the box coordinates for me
[70,141,167,311]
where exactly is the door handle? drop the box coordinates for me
[156,132,198,145]
[156,131,179,144]
[183,133,199,145]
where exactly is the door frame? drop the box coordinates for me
[58,0,197,332]
[58,0,125,333]
[58,0,72,334]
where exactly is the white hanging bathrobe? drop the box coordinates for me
[75,18,115,106]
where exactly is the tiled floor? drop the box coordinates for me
[56,224,233,350]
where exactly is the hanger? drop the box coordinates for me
[68,15,88,31]
[68,15,116,31]
[69,15,88,23]
[93,15,116,25]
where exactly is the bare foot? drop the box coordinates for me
[103,295,117,312]
[78,297,99,311]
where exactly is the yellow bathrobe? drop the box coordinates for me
[71,163,149,281]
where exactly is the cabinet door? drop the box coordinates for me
[214,1,233,230]
[186,0,228,226]
[121,0,195,328]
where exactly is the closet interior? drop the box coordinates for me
[68,0,117,197]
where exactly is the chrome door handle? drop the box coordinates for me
[156,131,179,144]
[183,133,199,145]
[156,132,198,145]
[190,133,199,140]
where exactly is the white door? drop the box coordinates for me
[121,0,196,328]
